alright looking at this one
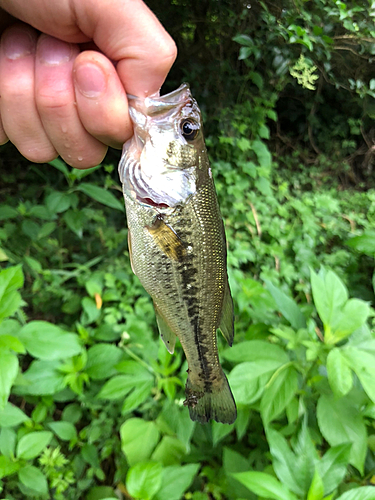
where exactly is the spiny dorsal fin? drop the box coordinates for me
[218,281,234,346]
[154,302,177,354]
[146,215,186,261]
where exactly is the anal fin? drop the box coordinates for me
[218,281,234,346]
[154,302,176,354]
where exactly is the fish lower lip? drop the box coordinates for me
[139,196,170,209]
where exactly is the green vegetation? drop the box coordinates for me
[1,0,375,498]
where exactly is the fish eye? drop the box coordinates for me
[180,119,199,141]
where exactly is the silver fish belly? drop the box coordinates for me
[119,83,236,424]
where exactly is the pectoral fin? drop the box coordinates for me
[218,281,234,346]
[154,302,176,354]
[127,231,136,275]
[146,216,186,261]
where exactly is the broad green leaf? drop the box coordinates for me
[0,427,16,457]
[345,231,375,255]
[126,461,162,500]
[121,381,153,415]
[223,447,252,500]
[326,348,353,397]
[45,191,71,213]
[317,443,351,494]
[81,443,100,468]
[0,403,30,427]
[252,139,271,169]
[317,394,366,473]
[15,360,65,396]
[63,209,85,238]
[0,455,21,478]
[307,468,324,500]
[0,334,25,353]
[151,436,186,466]
[329,299,370,343]
[229,358,287,405]
[266,427,305,496]
[120,418,160,466]
[0,205,18,220]
[48,421,77,441]
[77,183,124,211]
[0,351,18,409]
[342,347,375,403]
[260,364,298,425]
[154,464,199,500]
[310,268,347,328]
[233,471,298,500]
[265,280,306,329]
[0,265,23,303]
[16,431,53,460]
[19,321,82,360]
[97,375,134,400]
[81,297,101,324]
[233,34,254,46]
[211,421,235,447]
[18,465,48,495]
[86,343,123,380]
[336,486,375,500]
[223,340,288,364]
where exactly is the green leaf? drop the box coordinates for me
[307,468,324,500]
[18,465,48,495]
[120,418,160,466]
[228,344,288,405]
[151,436,187,466]
[345,231,375,255]
[252,139,271,169]
[260,365,298,425]
[15,360,65,396]
[317,443,351,494]
[0,455,21,478]
[19,321,82,360]
[86,343,123,380]
[77,183,124,211]
[0,403,30,427]
[266,427,305,496]
[98,361,153,403]
[121,381,153,415]
[48,421,77,441]
[265,280,306,329]
[81,297,101,324]
[0,334,25,353]
[154,464,199,500]
[45,191,71,213]
[336,486,375,500]
[63,209,85,238]
[126,461,162,500]
[232,34,253,46]
[326,348,353,397]
[317,394,366,473]
[211,421,235,447]
[16,431,53,460]
[342,347,375,403]
[233,471,298,500]
[0,351,18,409]
[0,265,24,321]
[310,268,347,327]
[49,158,70,176]
[0,427,16,457]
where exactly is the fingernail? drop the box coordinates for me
[38,36,73,66]
[3,28,35,60]
[74,63,107,98]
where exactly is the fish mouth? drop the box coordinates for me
[127,83,192,119]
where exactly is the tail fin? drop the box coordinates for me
[184,374,237,424]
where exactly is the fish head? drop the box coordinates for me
[119,83,209,210]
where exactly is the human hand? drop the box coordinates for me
[0,0,177,168]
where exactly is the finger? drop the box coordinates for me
[0,115,9,145]
[35,35,107,168]
[0,24,57,162]
[0,0,177,96]
[73,51,132,149]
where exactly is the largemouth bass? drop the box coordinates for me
[118,83,236,424]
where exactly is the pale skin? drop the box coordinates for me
[0,0,177,168]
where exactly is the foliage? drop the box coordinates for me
[1,0,375,499]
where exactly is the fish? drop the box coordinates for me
[118,83,236,424]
